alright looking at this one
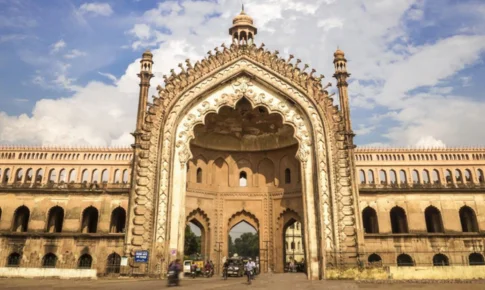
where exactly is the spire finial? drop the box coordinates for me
[242,3,244,12]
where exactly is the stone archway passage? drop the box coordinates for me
[186,209,210,260]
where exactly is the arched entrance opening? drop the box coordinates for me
[283,219,305,273]
[184,222,202,260]
[228,221,259,261]
[185,209,210,261]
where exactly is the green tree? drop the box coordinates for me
[233,232,259,258]
[184,225,201,257]
[228,235,236,257]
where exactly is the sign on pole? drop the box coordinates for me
[170,248,177,256]
[134,250,149,263]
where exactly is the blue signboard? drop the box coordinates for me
[134,250,149,263]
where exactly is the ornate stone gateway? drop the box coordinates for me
[125,9,362,280]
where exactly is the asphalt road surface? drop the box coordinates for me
[0,273,484,289]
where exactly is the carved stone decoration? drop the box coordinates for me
[126,43,359,277]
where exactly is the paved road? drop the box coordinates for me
[0,273,484,289]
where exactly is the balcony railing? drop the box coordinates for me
[0,181,130,191]
[359,181,485,191]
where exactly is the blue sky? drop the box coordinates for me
[0,0,485,147]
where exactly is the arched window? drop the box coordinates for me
[368,253,382,265]
[469,253,485,266]
[368,170,375,184]
[397,254,414,267]
[390,170,397,184]
[432,169,440,184]
[425,206,444,233]
[48,169,56,183]
[359,170,366,184]
[477,169,484,183]
[42,253,57,268]
[114,169,121,183]
[460,206,479,232]
[7,252,21,267]
[12,206,30,232]
[25,168,33,183]
[81,169,89,183]
[464,169,472,182]
[122,169,129,183]
[81,206,98,233]
[432,254,449,266]
[15,168,23,182]
[379,170,387,184]
[46,206,64,233]
[422,170,430,184]
[91,169,99,183]
[285,168,291,184]
[412,170,420,184]
[239,171,247,187]
[106,253,121,274]
[291,241,295,250]
[196,168,202,183]
[390,206,408,233]
[110,207,126,233]
[445,169,452,184]
[101,169,109,183]
[362,207,379,234]
[68,169,77,183]
[2,168,10,183]
[35,168,43,183]
[455,169,463,183]
[58,169,66,183]
[399,170,407,184]
[78,254,93,269]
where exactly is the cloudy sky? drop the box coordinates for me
[0,0,484,148]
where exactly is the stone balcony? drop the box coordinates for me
[0,181,130,194]
[358,181,485,192]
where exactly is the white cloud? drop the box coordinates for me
[2,0,485,148]
[415,136,446,148]
[79,2,113,16]
[98,72,118,84]
[50,39,66,54]
[64,49,87,59]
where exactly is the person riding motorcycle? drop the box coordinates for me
[191,262,198,278]
[222,260,229,279]
[204,260,213,277]
[167,259,182,287]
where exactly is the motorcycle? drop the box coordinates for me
[167,270,180,287]
[204,268,214,278]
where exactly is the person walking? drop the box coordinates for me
[245,258,255,284]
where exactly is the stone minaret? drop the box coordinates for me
[333,49,364,258]
[229,5,257,44]
[333,48,354,147]
[135,50,154,137]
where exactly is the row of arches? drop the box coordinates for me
[362,205,479,234]
[189,155,300,187]
[355,152,485,162]
[6,252,122,273]
[10,205,126,234]
[0,151,133,161]
[359,168,485,185]
[368,252,485,266]
[0,167,130,185]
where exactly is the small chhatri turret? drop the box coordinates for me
[229,5,257,45]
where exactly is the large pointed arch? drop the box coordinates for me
[186,208,211,259]
[126,49,359,280]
